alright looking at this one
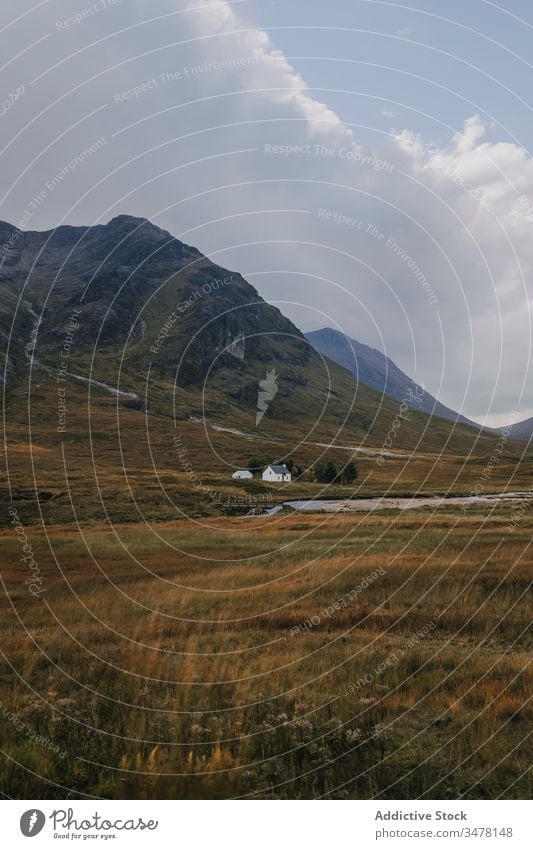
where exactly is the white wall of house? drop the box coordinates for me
[232,470,253,480]
[262,465,291,483]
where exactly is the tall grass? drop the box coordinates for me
[0,506,530,799]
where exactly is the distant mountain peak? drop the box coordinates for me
[108,214,149,225]
[105,214,169,236]
[306,326,480,429]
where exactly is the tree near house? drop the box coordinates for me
[313,459,358,484]
[281,458,304,478]
[324,461,339,483]
[314,461,338,483]
[339,460,358,485]
[247,457,263,476]
[247,457,274,476]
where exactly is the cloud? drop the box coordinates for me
[1,0,533,424]
[186,0,350,140]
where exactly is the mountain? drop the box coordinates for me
[507,417,533,442]
[1,214,523,525]
[0,215,504,462]
[0,214,313,395]
[305,327,480,429]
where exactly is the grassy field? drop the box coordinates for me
[0,503,530,799]
[1,363,531,799]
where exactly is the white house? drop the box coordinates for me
[262,464,292,483]
[232,470,253,480]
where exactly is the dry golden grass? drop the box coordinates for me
[1,371,531,797]
[0,505,531,799]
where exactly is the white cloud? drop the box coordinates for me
[186,0,350,140]
[2,0,533,425]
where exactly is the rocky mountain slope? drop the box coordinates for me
[305,327,480,429]
[0,215,502,457]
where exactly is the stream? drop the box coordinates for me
[260,491,531,515]
[24,307,139,400]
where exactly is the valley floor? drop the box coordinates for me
[0,504,530,799]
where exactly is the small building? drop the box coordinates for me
[232,470,253,480]
[262,464,291,483]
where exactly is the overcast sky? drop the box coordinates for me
[2,0,533,426]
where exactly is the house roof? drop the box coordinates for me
[267,464,289,474]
